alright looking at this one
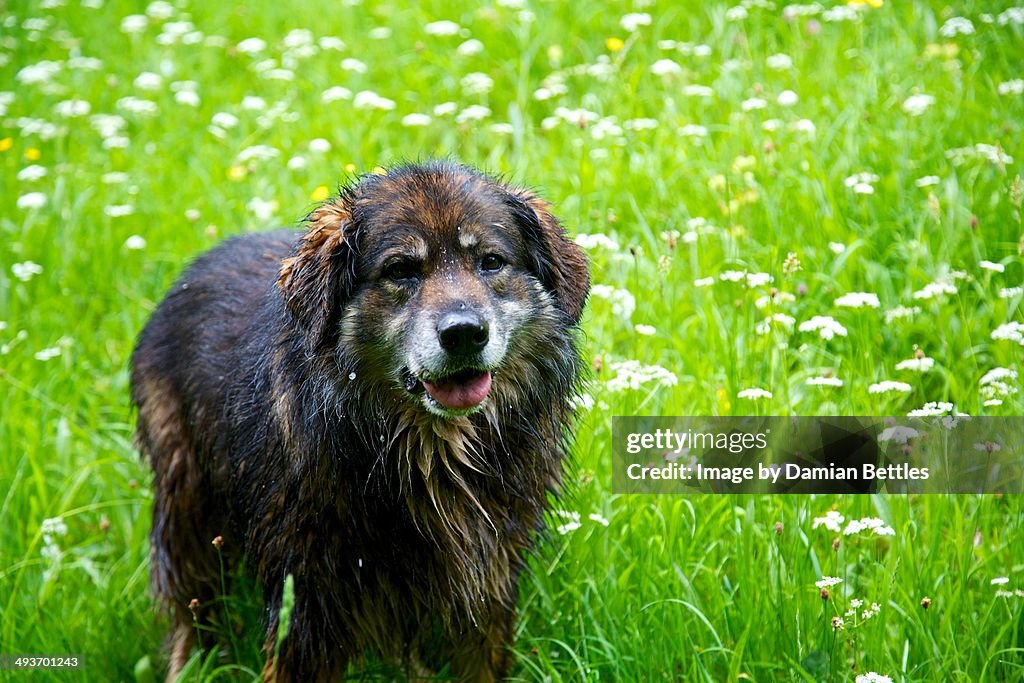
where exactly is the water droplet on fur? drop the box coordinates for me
[348,372,356,380]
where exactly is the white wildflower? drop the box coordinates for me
[307,138,331,153]
[322,86,352,103]
[991,321,1024,345]
[620,12,652,31]
[679,124,708,138]
[737,388,772,400]
[120,14,148,34]
[812,510,845,533]
[54,99,90,117]
[835,292,880,308]
[460,72,493,95]
[980,260,1005,273]
[236,37,267,53]
[907,401,955,417]
[341,58,368,73]
[12,261,44,281]
[879,426,919,444]
[34,347,61,361]
[424,20,461,36]
[799,316,848,340]
[457,39,484,56]
[17,192,47,210]
[134,71,162,91]
[913,281,957,300]
[455,105,491,123]
[590,284,636,320]
[124,235,147,250]
[868,380,913,394]
[999,79,1024,96]
[902,93,935,116]
[777,90,799,106]
[605,360,677,392]
[896,356,934,372]
[683,85,714,98]
[939,17,975,37]
[650,59,682,76]
[104,204,135,217]
[401,113,432,127]
[574,233,619,250]
[353,91,396,110]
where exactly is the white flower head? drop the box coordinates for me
[424,20,461,36]
[939,16,975,37]
[895,356,935,372]
[834,292,880,309]
[868,380,913,394]
[620,12,652,32]
[799,316,848,340]
[650,59,682,76]
[17,192,47,210]
[124,235,147,250]
[902,93,935,116]
[738,387,772,400]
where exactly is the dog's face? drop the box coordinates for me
[277,162,589,418]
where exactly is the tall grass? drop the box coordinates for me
[2,0,1023,680]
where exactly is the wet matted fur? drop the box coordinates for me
[130,161,589,682]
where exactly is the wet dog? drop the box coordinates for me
[130,161,589,681]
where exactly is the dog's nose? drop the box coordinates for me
[437,310,489,355]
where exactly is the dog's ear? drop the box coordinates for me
[277,200,356,348]
[504,189,590,324]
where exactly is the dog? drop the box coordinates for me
[130,160,589,682]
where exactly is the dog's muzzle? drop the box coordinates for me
[401,308,495,414]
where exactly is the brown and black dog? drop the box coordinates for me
[130,161,589,682]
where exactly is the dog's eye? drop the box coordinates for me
[480,254,505,273]
[382,259,421,282]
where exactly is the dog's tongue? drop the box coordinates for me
[422,371,492,410]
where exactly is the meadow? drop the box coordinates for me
[2,0,1024,680]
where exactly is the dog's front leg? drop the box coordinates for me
[260,590,349,683]
[448,606,517,682]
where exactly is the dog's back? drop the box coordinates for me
[132,230,298,669]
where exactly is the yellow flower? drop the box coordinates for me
[0,137,13,152]
[311,185,329,202]
[344,163,357,174]
[25,147,41,161]
[848,0,883,6]
[227,165,247,181]
[605,37,624,52]
[716,387,732,413]
[371,166,387,176]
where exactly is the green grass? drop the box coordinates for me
[2,0,1024,680]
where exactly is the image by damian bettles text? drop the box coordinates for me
[612,416,1024,494]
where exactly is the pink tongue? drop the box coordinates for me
[422,371,492,410]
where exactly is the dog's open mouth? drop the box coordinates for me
[403,368,492,411]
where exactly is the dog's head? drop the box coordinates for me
[277,161,589,418]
